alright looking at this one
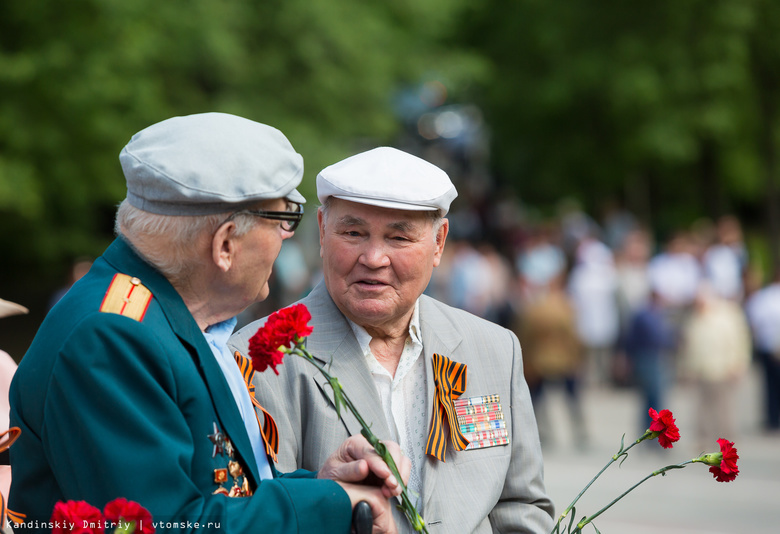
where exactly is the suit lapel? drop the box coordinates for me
[417,296,464,515]
[103,238,261,487]
[304,283,394,440]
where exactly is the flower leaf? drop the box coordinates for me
[329,376,344,418]
[567,507,577,533]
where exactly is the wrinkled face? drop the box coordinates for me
[318,198,448,334]
[234,198,294,306]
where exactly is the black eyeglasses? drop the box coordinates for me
[228,202,304,232]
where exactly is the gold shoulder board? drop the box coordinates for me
[99,273,153,321]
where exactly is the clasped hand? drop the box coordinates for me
[318,435,411,534]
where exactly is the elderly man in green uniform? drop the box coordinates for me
[9,113,407,533]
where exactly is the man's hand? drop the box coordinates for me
[336,482,396,534]
[318,435,412,533]
[318,434,411,498]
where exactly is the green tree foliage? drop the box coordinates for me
[6,0,780,304]
[464,0,779,238]
[0,0,482,284]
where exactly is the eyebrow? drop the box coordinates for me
[388,221,416,232]
[335,216,419,233]
[335,215,366,226]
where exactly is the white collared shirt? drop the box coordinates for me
[204,317,274,481]
[348,300,428,517]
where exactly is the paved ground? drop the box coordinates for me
[540,363,778,533]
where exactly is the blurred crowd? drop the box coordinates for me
[250,196,780,454]
[433,201,780,453]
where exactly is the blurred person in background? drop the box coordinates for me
[515,222,567,302]
[599,198,638,253]
[474,242,514,327]
[614,229,653,320]
[556,197,601,264]
[446,239,494,319]
[646,230,701,382]
[232,147,554,534]
[613,228,653,385]
[47,257,93,310]
[647,230,701,321]
[0,298,26,507]
[567,238,620,387]
[516,273,585,449]
[623,287,678,431]
[679,286,752,451]
[745,269,780,432]
[701,215,748,302]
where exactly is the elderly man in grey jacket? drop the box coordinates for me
[231,147,554,534]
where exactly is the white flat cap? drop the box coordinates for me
[119,112,305,216]
[316,147,457,215]
[0,298,28,319]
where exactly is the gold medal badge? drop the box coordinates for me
[208,422,254,497]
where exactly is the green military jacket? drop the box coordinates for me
[9,238,351,533]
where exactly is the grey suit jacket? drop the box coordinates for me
[230,281,554,533]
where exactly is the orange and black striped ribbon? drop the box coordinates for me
[0,427,24,527]
[425,353,469,462]
[234,351,279,463]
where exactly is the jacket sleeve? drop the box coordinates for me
[488,329,555,533]
[27,312,351,533]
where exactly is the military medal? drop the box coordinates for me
[209,422,254,497]
[455,394,511,450]
[213,468,228,484]
[208,422,225,457]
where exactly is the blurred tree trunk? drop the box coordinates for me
[698,140,724,219]
[625,171,652,230]
[752,0,780,276]
[760,109,780,275]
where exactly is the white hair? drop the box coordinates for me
[115,199,257,284]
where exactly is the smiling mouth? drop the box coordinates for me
[356,280,387,287]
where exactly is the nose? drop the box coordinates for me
[280,226,295,240]
[358,239,391,268]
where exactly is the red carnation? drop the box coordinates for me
[249,304,313,375]
[104,498,155,534]
[709,438,739,482]
[248,327,287,374]
[51,501,105,534]
[647,408,680,449]
[271,303,313,340]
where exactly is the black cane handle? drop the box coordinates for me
[351,500,373,534]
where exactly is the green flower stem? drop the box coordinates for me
[290,345,430,533]
[572,460,693,534]
[114,521,136,534]
[552,431,651,533]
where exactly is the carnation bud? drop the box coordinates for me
[697,452,723,467]
[411,512,426,531]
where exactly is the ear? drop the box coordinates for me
[432,219,449,268]
[212,221,237,272]
[317,208,326,259]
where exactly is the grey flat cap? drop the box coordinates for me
[120,112,305,216]
[316,146,457,215]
